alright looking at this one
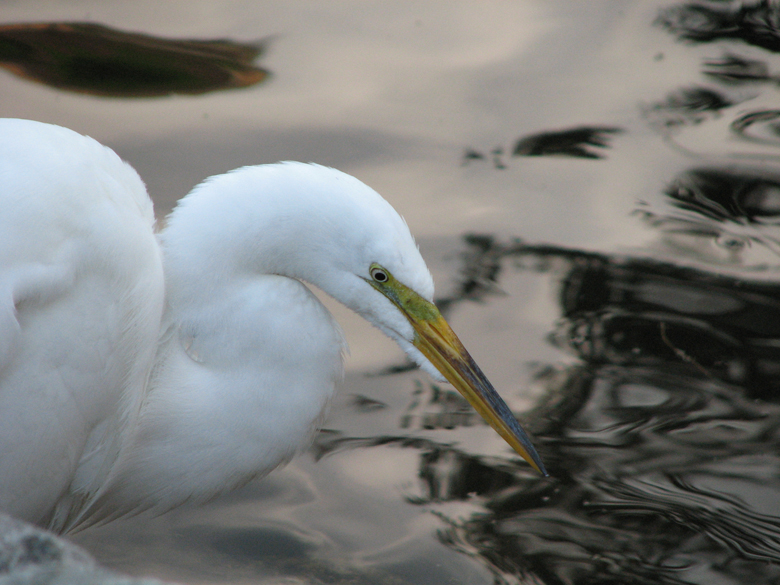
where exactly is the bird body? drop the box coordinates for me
[0,119,164,527]
[0,119,545,533]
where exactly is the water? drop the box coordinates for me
[2,1,780,583]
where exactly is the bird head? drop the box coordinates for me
[279,164,547,476]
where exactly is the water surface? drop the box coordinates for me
[2,1,780,583]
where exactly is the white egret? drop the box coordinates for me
[0,118,546,533]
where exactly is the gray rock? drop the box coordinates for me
[0,513,174,585]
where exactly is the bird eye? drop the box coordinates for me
[370,265,389,283]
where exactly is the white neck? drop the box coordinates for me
[87,164,373,519]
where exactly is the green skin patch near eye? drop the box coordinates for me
[366,263,440,323]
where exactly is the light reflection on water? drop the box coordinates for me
[3,1,780,583]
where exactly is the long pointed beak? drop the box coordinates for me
[368,267,547,475]
[410,310,548,476]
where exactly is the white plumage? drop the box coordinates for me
[0,119,544,533]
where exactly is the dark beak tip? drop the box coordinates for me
[531,458,549,477]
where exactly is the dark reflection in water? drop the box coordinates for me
[512,126,623,159]
[640,165,780,262]
[704,53,775,84]
[662,167,780,225]
[658,1,780,53]
[456,241,776,399]
[0,22,269,97]
[643,87,733,131]
[462,126,623,169]
[651,1,780,153]
[731,109,780,145]
[555,253,780,399]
